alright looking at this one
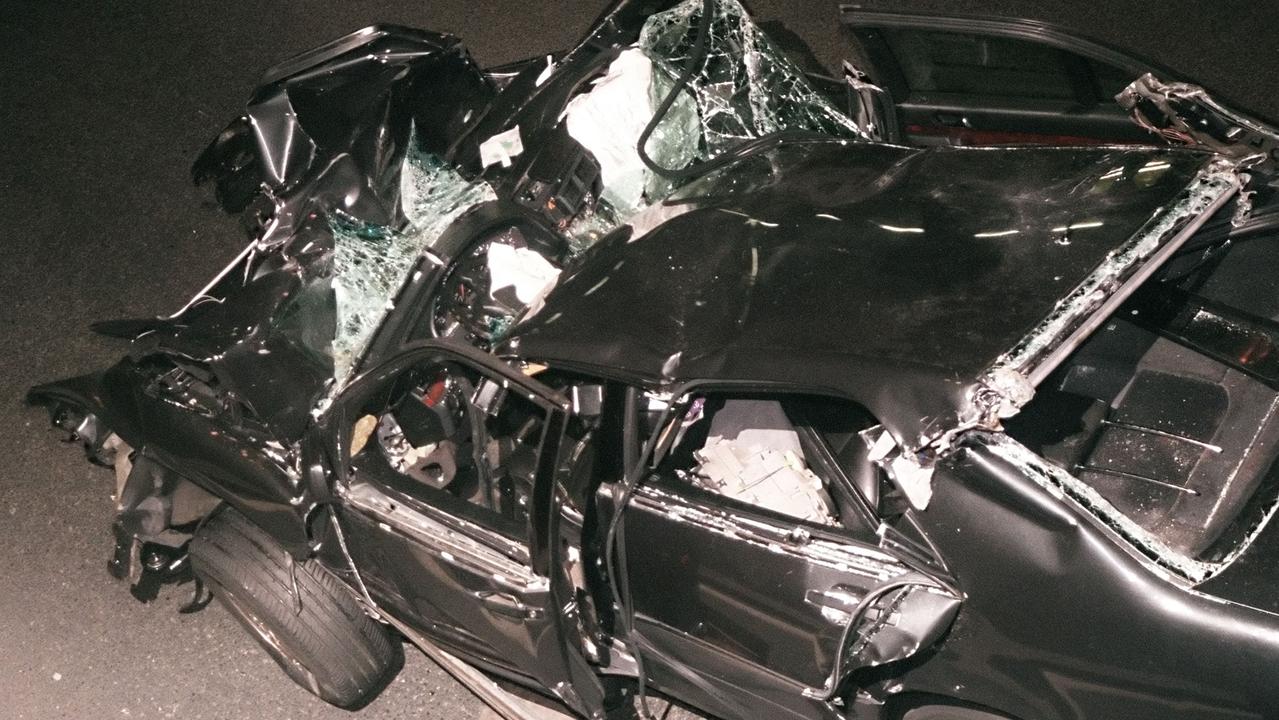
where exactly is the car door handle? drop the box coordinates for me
[806,586,861,608]
[933,112,971,128]
[476,591,543,620]
[804,586,863,621]
[806,586,900,626]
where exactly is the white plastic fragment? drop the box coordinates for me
[479,126,524,169]
[982,367,1036,419]
[694,437,833,524]
[692,399,837,523]
[865,429,897,465]
[485,243,562,318]
[689,401,835,524]
[884,455,935,511]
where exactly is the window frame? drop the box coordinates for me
[636,385,885,537]
[839,8,1169,146]
[875,27,1100,108]
[840,9,1160,97]
[331,339,571,572]
[627,381,949,569]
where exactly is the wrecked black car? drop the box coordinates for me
[28,1,1279,718]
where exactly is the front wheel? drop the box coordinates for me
[190,507,402,708]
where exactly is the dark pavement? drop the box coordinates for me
[2,2,1277,718]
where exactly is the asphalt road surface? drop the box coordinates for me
[3,2,1278,718]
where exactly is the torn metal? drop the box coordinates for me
[864,427,935,511]
[627,482,960,701]
[513,142,1241,457]
[1119,73,1279,170]
[562,0,865,246]
[169,0,876,405]
[564,48,681,212]
[979,158,1244,424]
[977,431,1218,581]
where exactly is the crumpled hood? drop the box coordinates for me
[510,139,1242,451]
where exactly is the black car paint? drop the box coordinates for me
[508,139,1217,449]
[24,1,1279,719]
[614,479,959,720]
[904,435,1279,719]
[159,3,663,440]
[310,340,620,719]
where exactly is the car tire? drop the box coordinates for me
[190,506,402,708]
[901,706,1010,720]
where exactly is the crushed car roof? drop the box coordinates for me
[509,139,1238,448]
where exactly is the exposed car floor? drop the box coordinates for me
[6,2,1279,719]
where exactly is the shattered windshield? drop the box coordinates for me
[329,0,864,380]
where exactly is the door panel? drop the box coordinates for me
[842,10,1160,147]
[619,480,959,719]
[320,340,604,715]
[342,476,556,675]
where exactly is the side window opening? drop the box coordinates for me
[785,396,912,525]
[350,360,549,529]
[652,392,893,530]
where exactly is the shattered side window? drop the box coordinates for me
[638,0,866,157]
[332,149,496,378]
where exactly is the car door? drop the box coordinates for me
[841,9,1162,147]
[322,339,606,716]
[607,391,961,720]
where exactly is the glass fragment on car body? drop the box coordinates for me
[329,0,876,380]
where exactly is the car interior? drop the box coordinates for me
[648,391,914,537]
[348,360,547,534]
[1005,217,1279,561]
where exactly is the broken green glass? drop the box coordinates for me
[334,0,867,377]
[566,0,866,253]
[638,0,866,157]
[331,149,495,378]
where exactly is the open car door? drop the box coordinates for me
[607,391,962,720]
[321,340,608,717]
[840,7,1161,147]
